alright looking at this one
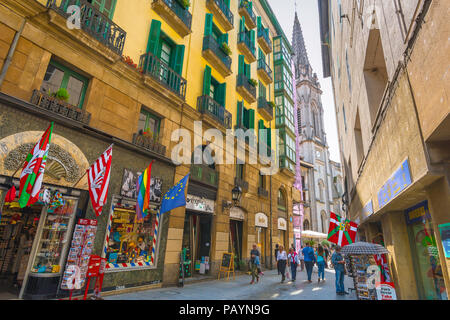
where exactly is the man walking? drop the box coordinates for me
[331,245,348,295]
[302,241,316,283]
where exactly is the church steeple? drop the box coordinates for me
[292,11,309,68]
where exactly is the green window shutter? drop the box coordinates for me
[257,16,261,31]
[205,13,213,36]
[238,55,245,75]
[203,65,212,96]
[258,48,264,61]
[240,16,245,33]
[225,0,230,8]
[172,45,185,75]
[237,100,243,127]
[250,29,255,47]
[217,83,226,107]
[244,62,251,79]
[258,119,264,142]
[248,109,255,129]
[243,107,249,128]
[147,20,161,55]
[249,1,253,11]
[259,81,266,98]
[222,33,229,45]
[267,126,271,148]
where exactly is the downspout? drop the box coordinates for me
[0,19,26,88]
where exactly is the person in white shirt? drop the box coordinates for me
[277,245,288,283]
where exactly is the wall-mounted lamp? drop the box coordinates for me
[222,185,242,211]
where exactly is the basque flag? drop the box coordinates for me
[87,145,113,216]
[327,212,358,247]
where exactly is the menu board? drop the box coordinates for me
[61,219,98,290]
[350,255,378,300]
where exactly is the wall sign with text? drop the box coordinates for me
[378,159,412,209]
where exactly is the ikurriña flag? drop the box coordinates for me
[18,122,54,208]
[87,145,113,216]
[327,212,358,247]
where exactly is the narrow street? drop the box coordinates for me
[105,268,356,300]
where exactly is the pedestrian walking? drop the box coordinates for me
[250,244,264,275]
[287,247,299,282]
[324,245,330,269]
[275,244,280,275]
[316,245,326,282]
[299,246,305,271]
[302,241,316,283]
[277,245,287,283]
[331,245,348,295]
[248,250,259,284]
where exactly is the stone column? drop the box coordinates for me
[381,212,419,299]
[425,175,450,299]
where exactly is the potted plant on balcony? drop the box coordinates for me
[248,78,258,87]
[51,88,70,102]
[177,0,190,9]
[268,101,276,109]
[220,42,232,56]
[49,88,72,117]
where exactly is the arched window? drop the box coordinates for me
[303,219,310,231]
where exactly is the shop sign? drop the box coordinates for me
[404,200,431,225]
[255,213,268,228]
[377,159,412,209]
[186,194,215,214]
[278,218,287,230]
[375,282,397,300]
[229,207,245,221]
[438,223,450,258]
[361,200,373,220]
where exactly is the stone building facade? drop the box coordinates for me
[319,0,449,300]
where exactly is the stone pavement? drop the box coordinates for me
[105,267,357,300]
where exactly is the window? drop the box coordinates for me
[41,60,89,108]
[278,189,286,212]
[259,173,265,189]
[87,0,117,18]
[342,103,347,132]
[236,164,245,180]
[346,49,352,92]
[138,108,161,140]
[303,219,310,231]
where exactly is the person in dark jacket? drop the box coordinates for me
[275,244,280,275]
[331,245,348,295]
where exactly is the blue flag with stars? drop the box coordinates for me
[160,173,190,214]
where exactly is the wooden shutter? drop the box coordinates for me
[237,100,243,127]
[225,0,230,8]
[172,45,185,75]
[258,119,264,142]
[203,65,212,96]
[250,29,255,47]
[259,81,266,98]
[259,48,264,61]
[217,82,226,107]
[267,125,271,148]
[205,13,213,36]
[243,106,249,128]
[146,20,161,55]
[244,62,251,79]
[239,16,245,33]
[222,33,229,45]
[238,55,245,75]
[257,16,261,31]
[248,109,255,129]
[249,1,253,11]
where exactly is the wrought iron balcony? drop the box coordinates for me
[257,58,273,84]
[132,131,167,156]
[206,0,234,31]
[237,32,256,63]
[197,95,232,129]
[190,164,219,189]
[238,0,256,29]
[258,187,269,198]
[257,96,273,121]
[202,35,232,77]
[30,89,91,125]
[46,0,126,56]
[257,27,272,54]
[152,0,192,37]
[139,51,187,100]
[235,176,249,193]
[236,73,256,103]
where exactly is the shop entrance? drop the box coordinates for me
[0,202,41,299]
[182,211,212,277]
[229,219,243,270]
[407,218,448,300]
[256,227,266,267]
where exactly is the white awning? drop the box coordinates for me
[301,230,328,239]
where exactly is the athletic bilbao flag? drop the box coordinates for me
[87,145,113,216]
[19,122,54,208]
[327,212,358,247]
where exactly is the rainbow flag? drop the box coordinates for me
[137,160,154,221]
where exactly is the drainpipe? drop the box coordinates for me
[0,19,26,88]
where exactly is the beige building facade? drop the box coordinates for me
[319,0,449,300]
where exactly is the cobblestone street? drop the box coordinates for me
[105,267,356,300]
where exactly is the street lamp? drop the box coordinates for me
[222,185,242,211]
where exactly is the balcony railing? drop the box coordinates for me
[46,0,126,55]
[190,164,219,189]
[257,27,272,52]
[257,58,273,84]
[139,52,187,100]
[152,0,192,35]
[236,73,256,101]
[238,0,256,28]
[238,32,256,57]
[197,95,232,129]
[30,89,91,125]
[132,132,167,156]
[207,0,234,30]
[257,96,273,120]
[202,35,232,75]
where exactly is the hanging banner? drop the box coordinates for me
[376,282,397,300]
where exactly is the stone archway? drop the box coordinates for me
[0,131,90,189]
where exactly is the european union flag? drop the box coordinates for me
[160,173,190,214]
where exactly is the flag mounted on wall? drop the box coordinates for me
[327,212,358,247]
[160,173,190,215]
[87,145,113,216]
[136,160,155,221]
[18,122,54,208]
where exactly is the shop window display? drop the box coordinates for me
[106,199,156,265]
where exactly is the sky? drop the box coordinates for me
[267,0,340,162]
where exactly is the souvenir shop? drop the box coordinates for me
[0,178,88,300]
[255,213,268,266]
[278,217,287,249]
[181,194,214,277]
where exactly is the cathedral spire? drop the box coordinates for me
[292,10,310,68]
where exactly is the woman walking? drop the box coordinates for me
[316,245,326,282]
[277,245,288,283]
[249,250,259,284]
[287,247,299,282]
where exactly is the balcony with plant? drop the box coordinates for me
[132,130,167,157]
[236,73,256,103]
[257,97,274,121]
[152,0,192,37]
[238,0,256,29]
[206,0,234,31]
[202,35,232,77]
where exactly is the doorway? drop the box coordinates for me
[256,227,266,267]
[229,219,243,270]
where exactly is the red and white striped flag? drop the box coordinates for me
[87,145,113,216]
